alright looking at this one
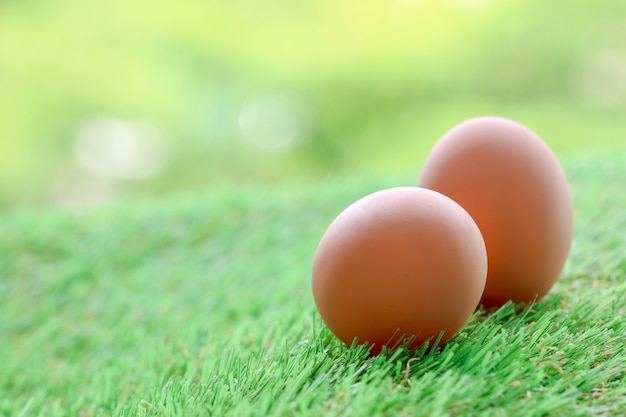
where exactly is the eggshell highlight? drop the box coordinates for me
[418,116,573,307]
[312,187,487,355]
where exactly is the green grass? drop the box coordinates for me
[1,152,624,416]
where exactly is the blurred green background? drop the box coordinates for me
[1,0,625,208]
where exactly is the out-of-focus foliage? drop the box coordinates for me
[1,0,625,207]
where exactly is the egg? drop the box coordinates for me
[312,187,487,355]
[418,116,573,307]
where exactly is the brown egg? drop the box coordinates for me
[312,187,487,355]
[418,116,573,308]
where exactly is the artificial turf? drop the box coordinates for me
[0,152,624,416]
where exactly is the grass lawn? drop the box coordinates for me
[0,152,624,416]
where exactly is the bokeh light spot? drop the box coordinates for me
[573,50,626,109]
[238,94,306,150]
[73,117,170,180]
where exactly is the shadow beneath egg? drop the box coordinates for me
[313,293,566,389]
[475,293,565,326]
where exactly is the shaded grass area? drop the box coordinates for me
[0,153,624,416]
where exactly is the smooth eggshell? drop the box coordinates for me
[418,116,573,307]
[312,187,487,355]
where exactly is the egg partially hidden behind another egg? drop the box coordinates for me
[312,187,487,355]
[418,117,573,308]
